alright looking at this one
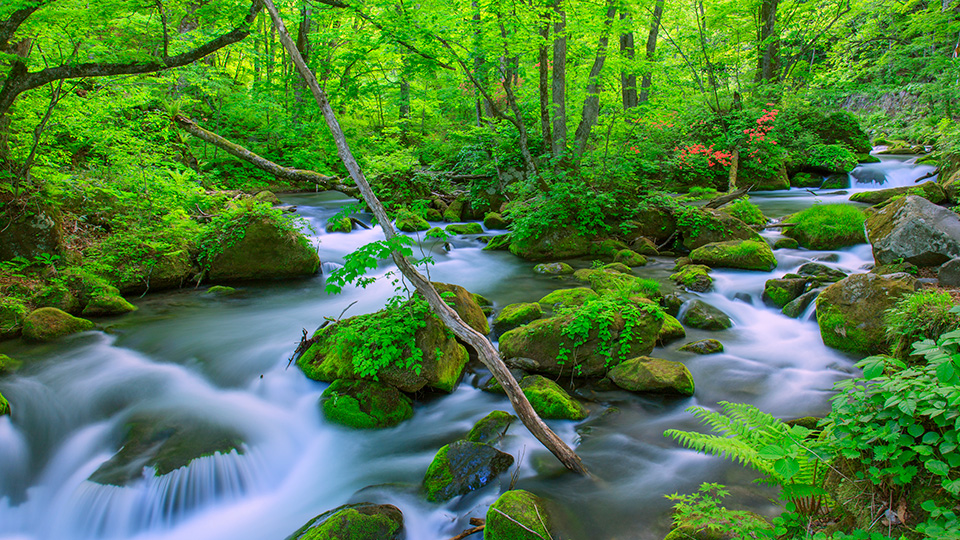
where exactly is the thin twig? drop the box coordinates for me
[490,508,547,540]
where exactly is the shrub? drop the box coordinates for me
[722,198,766,228]
[783,204,865,249]
[885,290,960,359]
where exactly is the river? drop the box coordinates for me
[0,155,935,539]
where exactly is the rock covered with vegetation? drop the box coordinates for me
[492,302,542,335]
[606,357,695,396]
[689,239,776,271]
[0,393,9,416]
[681,300,733,331]
[782,204,866,250]
[423,440,514,502]
[464,411,516,445]
[658,315,686,345]
[320,379,414,429]
[677,207,763,250]
[485,490,554,540]
[286,503,403,540]
[518,375,587,420]
[205,214,320,281]
[21,307,94,342]
[815,272,918,354]
[671,264,713,292]
[849,181,946,205]
[679,339,724,355]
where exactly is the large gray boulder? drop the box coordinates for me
[865,195,960,267]
[815,273,918,354]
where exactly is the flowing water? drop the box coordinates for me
[0,156,933,540]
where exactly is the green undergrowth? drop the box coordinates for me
[783,203,866,249]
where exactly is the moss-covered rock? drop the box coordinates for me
[89,413,244,486]
[423,440,514,502]
[790,172,823,188]
[689,240,777,272]
[493,303,542,335]
[679,339,724,354]
[434,282,490,335]
[509,227,594,260]
[465,410,516,444]
[816,273,918,354]
[482,233,512,251]
[602,262,633,274]
[395,210,430,232]
[33,283,79,313]
[483,212,509,229]
[0,353,22,375]
[206,216,320,281]
[0,298,27,340]
[657,314,686,345]
[82,293,136,317]
[253,190,281,205]
[485,490,553,540]
[763,278,808,308]
[591,239,631,261]
[572,268,660,296]
[782,289,820,318]
[445,223,484,235]
[61,268,119,310]
[773,237,799,250]
[325,217,353,233]
[796,262,847,283]
[857,153,881,164]
[606,357,694,395]
[286,503,403,540]
[783,204,866,250]
[0,392,8,416]
[519,375,587,420]
[206,285,237,296]
[671,264,713,292]
[678,207,763,250]
[745,164,791,191]
[537,288,598,310]
[630,236,660,256]
[21,307,94,342]
[533,262,574,275]
[614,249,648,266]
[621,205,677,243]
[500,304,663,378]
[320,379,414,429]
[473,292,494,316]
[820,173,850,190]
[443,199,465,222]
[849,181,946,206]
[426,208,443,221]
[682,300,732,330]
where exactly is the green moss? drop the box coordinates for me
[293,506,402,540]
[445,223,483,235]
[0,392,9,416]
[816,306,873,354]
[482,233,512,251]
[774,237,799,250]
[395,210,430,232]
[689,240,777,271]
[606,357,694,395]
[325,217,353,233]
[763,278,807,308]
[519,375,586,420]
[423,445,454,501]
[857,153,881,164]
[537,288,599,310]
[790,172,823,188]
[681,301,732,330]
[21,307,94,342]
[320,379,413,429]
[206,285,237,295]
[591,238,630,260]
[443,199,464,222]
[573,268,660,295]
[720,199,766,228]
[465,410,516,444]
[679,339,724,354]
[423,440,515,502]
[483,212,509,229]
[34,284,78,312]
[0,353,22,375]
[0,298,27,340]
[533,262,574,275]
[849,182,946,205]
[613,249,647,266]
[493,303,542,333]
[205,215,320,280]
[485,490,552,540]
[820,174,849,190]
[784,204,866,250]
[670,264,713,292]
[82,293,136,317]
[253,190,281,205]
[658,314,686,345]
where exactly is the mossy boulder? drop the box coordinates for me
[820,174,849,190]
[0,299,27,340]
[572,268,659,296]
[443,199,465,222]
[473,292,494,316]
[678,208,762,250]
[745,164,791,191]
[509,227,594,260]
[325,217,353,233]
[61,268,120,309]
[89,413,244,486]
[483,212,509,229]
[446,223,483,235]
[849,182,946,206]
[253,190,281,205]
[606,357,694,395]
[689,240,777,272]
[206,285,237,296]
[395,210,430,232]
[33,283,79,312]
[603,262,633,274]
[621,205,677,243]
[423,440,515,502]
[614,249,648,266]
[533,262,574,275]
[782,289,821,318]
[864,195,960,267]
[320,379,414,429]
[483,233,512,251]
[485,490,553,540]
[0,353,22,375]
[0,204,63,262]
[790,172,823,188]
[500,304,663,378]
[493,303,542,335]
[206,216,320,281]
[537,288,598,310]
[658,314,686,345]
[519,375,587,420]
[783,204,866,250]
[671,264,713,292]
[630,236,660,256]
[286,503,403,540]
[21,307,94,342]
[682,300,732,330]
[434,282,490,334]
[465,410,516,444]
[796,262,848,283]
[816,273,918,354]
[763,278,808,308]
[82,293,136,317]
[679,339,724,354]
[0,392,8,416]
[773,237,799,250]
[591,239,631,260]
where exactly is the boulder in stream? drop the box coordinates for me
[21,307,94,342]
[395,209,430,232]
[446,222,483,235]
[849,181,946,206]
[671,264,713,292]
[81,293,136,317]
[423,440,514,502]
[286,502,403,540]
[205,215,320,281]
[865,195,960,267]
[678,208,762,250]
[0,354,21,375]
[689,239,777,272]
[681,300,733,331]
[533,262,574,275]
[483,212,509,229]
[325,217,353,233]
[537,288,598,311]
[482,233,512,251]
[782,289,821,319]
[763,278,808,308]
[519,375,587,420]
[485,490,554,540]
[613,249,648,267]
[606,357,694,396]
[464,410,516,445]
[508,226,594,260]
[816,272,918,354]
[796,262,848,284]
[783,204,865,250]
[657,314,686,345]
[493,302,542,335]
[679,339,724,355]
[320,379,414,429]
[573,267,659,296]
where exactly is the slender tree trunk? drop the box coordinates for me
[263,0,587,475]
[539,12,552,149]
[755,0,780,83]
[472,1,484,126]
[638,0,664,103]
[551,0,567,158]
[572,0,617,160]
[694,1,720,111]
[619,13,637,109]
[293,5,312,105]
[728,149,739,191]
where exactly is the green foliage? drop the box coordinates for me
[804,144,858,173]
[722,198,766,228]
[783,204,866,249]
[665,483,773,540]
[506,179,619,243]
[884,290,960,359]
[196,200,304,274]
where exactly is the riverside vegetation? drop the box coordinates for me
[2,0,960,539]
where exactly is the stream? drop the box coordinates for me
[0,155,936,540]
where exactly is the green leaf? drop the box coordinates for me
[773,458,800,480]
[925,460,950,477]
[861,356,886,379]
[758,445,786,460]
[907,423,925,437]
[936,360,956,383]
[922,431,940,445]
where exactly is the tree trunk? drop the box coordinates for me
[619,13,637,110]
[727,149,739,191]
[572,0,617,161]
[539,14,552,149]
[263,0,587,475]
[551,0,567,158]
[755,0,780,83]
[638,0,664,103]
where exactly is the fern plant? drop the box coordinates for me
[665,402,829,516]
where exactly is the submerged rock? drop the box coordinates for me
[689,239,777,272]
[21,308,94,342]
[606,357,694,396]
[865,195,960,267]
[423,440,514,502]
[206,216,320,280]
[286,503,403,540]
[679,339,724,355]
[485,490,554,540]
[816,273,918,354]
[320,379,414,429]
[533,262,574,275]
[681,300,732,330]
[465,410,516,445]
[519,375,587,420]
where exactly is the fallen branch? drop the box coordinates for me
[173,114,360,198]
[765,222,797,229]
[265,0,587,475]
[704,185,753,209]
[449,523,484,540]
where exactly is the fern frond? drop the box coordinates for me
[664,430,776,477]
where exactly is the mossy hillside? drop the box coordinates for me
[485,490,552,540]
[320,379,414,429]
[287,503,404,540]
[783,204,866,249]
[606,357,695,396]
[671,264,713,292]
[465,410,516,444]
[423,440,515,502]
[21,307,94,342]
[493,302,542,334]
[689,240,777,272]
[518,375,587,420]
